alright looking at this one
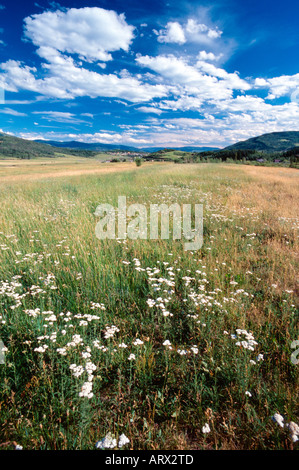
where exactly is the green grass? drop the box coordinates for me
[0,162,298,450]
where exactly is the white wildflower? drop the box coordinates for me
[118,433,130,448]
[69,364,85,378]
[272,413,285,428]
[57,348,67,356]
[133,339,144,346]
[34,345,48,353]
[202,423,211,433]
[177,349,187,356]
[104,325,119,339]
[79,381,93,399]
[128,354,136,361]
[95,432,117,449]
[82,351,91,359]
[286,422,299,443]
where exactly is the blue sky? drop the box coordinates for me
[0,0,298,148]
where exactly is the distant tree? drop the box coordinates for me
[135,157,142,167]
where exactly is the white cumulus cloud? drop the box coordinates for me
[156,18,222,45]
[137,106,163,114]
[24,7,135,62]
[136,54,251,103]
[0,52,169,102]
[157,22,186,44]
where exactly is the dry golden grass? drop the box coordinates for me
[227,165,299,219]
[0,160,150,182]
[223,164,299,314]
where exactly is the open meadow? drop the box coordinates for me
[0,159,298,450]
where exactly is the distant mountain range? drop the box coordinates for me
[35,139,219,153]
[35,139,139,152]
[32,132,299,153]
[224,131,299,153]
[0,130,298,160]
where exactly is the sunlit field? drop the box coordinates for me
[0,159,298,450]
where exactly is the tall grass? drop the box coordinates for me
[0,162,298,450]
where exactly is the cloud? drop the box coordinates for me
[0,59,70,98]
[3,99,35,105]
[195,60,250,90]
[157,95,204,112]
[81,113,94,118]
[186,19,222,39]
[0,107,27,116]
[17,129,149,146]
[254,73,299,100]
[24,7,135,62]
[156,22,186,44]
[32,111,92,125]
[0,52,169,102]
[0,6,170,104]
[136,54,251,105]
[15,96,299,148]
[198,50,222,61]
[2,5,298,149]
[137,106,163,115]
[156,18,222,45]
[254,78,268,87]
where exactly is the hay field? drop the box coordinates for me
[0,160,298,450]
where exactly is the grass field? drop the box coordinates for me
[0,159,298,450]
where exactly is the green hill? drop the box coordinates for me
[224,131,299,153]
[0,133,100,159]
[0,132,57,159]
[145,149,197,162]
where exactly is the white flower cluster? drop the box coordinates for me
[24,308,41,317]
[286,422,299,443]
[93,340,107,352]
[146,296,173,317]
[104,325,120,339]
[272,413,299,442]
[202,423,211,433]
[74,313,101,322]
[0,279,27,310]
[79,380,93,399]
[162,339,199,356]
[232,329,258,351]
[95,432,130,449]
[77,361,97,399]
[133,338,144,346]
[70,364,85,378]
[40,273,56,289]
[90,302,106,310]
[34,344,48,353]
[67,334,83,348]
